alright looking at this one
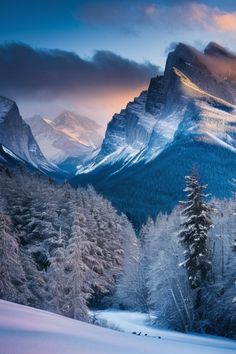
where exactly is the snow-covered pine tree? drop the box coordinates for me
[64,207,89,321]
[136,217,154,312]
[0,214,29,304]
[48,227,67,315]
[179,171,212,311]
[147,210,195,332]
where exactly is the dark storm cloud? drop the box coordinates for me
[0,42,160,100]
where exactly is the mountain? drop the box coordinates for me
[0,144,36,172]
[0,96,64,179]
[26,111,104,169]
[72,42,236,228]
[53,111,104,149]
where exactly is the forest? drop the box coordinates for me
[0,167,235,338]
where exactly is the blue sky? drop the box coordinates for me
[0,0,235,123]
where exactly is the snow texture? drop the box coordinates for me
[26,112,104,163]
[0,300,235,354]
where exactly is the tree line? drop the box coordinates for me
[0,167,235,338]
[0,167,135,320]
[114,171,236,338]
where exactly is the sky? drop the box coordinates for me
[0,0,236,125]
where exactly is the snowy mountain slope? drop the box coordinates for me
[26,114,94,163]
[53,110,104,149]
[0,96,65,179]
[76,90,159,174]
[1,300,235,354]
[0,144,37,170]
[77,42,236,174]
[72,42,236,227]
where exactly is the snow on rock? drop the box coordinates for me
[0,301,235,354]
[0,96,63,178]
[26,114,94,163]
[53,110,104,149]
[75,42,236,178]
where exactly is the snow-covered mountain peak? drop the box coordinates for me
[72,42,236,225]
[0,96,64,177]
[55,110,102,132]
[165,42,236,105]
[77,42,236,174]
[173,67,236,109]
[26,111,104,173]
[53,110,103,148]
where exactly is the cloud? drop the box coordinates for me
[164,42,178,54]
[0,42,160,101]
[185,4,236,33]
[0,42,160,124]
[76,1,236,34]
[213,12,236,32]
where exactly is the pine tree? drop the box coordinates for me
[179,171,212,293]
[64,208,89,321]
[0,214,29,304]
[48,227,67,315]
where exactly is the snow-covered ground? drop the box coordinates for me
[95,310,236,350]
[0,300,235,354]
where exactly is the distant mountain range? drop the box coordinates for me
[0,98,104,177]
[71,42,236,227]
[26,111,103,172]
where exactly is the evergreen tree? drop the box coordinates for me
[179,171,212,310]
[64,208,89,321]
[0,214,29,304]
[48,228,67,315]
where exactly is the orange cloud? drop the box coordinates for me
[213,12,236,32]
[169,3,236,33]
[73,85,147,126]
[188,4,236,33]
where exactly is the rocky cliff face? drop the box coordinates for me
[72,42,236,227]
[77,42,236,174]
[0,97,64,178]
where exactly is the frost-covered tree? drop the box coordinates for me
[0,214,29,304]
[179,172,212,295]
[64,208,90,321]
[200,198,236,337]
[48,228,67,315]
[79,187,127,304]
[113,233,141,310]
[146,210,195,332]
[0,168,136,321]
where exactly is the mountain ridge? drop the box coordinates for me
[0,96,65,179]
[26,111,104,170]
[71,42,236,227]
